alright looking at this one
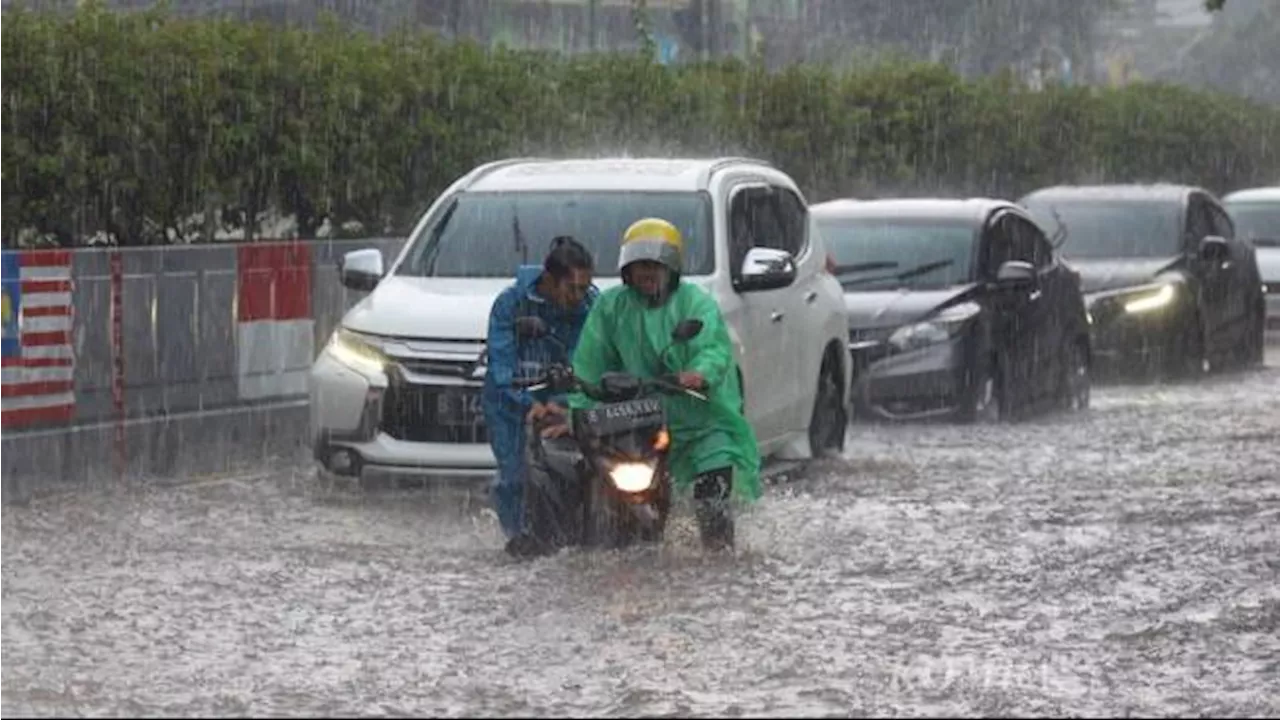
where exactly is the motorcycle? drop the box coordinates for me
[508,315,709,552]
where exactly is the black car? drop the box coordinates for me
[811,198,1092,423]
[1019,184,1266,379]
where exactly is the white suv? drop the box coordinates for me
[308,157,852,485]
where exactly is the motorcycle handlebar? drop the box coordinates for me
[508,366,706,401]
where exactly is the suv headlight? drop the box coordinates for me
[327,327,388,376]
[889,301,980,352]
[1123,283,1177,314]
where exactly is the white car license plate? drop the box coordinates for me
[436,390,484,427]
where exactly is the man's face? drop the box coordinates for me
[549,267,592,309]
[627,261,670,298]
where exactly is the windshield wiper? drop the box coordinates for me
[841,258,955,287]
[832,261,899,276]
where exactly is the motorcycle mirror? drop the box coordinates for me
[671,319,704,343]
[515,316,549,339]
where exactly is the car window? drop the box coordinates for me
[817,215,978,290]
[729,185,788,276]
[1225,201,1280,242]
[982,214,1017,277]
[1009,216,1054,269]
[1186,197,1214,246]
[1208,204,1235,239]
[1022,198,1182,259]
[774,187,809,258]
[396,190,715,278]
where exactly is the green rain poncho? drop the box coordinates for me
[568,281,763,504]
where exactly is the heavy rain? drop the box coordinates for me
[3,0,1279,717]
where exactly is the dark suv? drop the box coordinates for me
[1019,184,1266,378]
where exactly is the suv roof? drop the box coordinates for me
[812,197,1015,226]
[1021,183,1210,204]
[1223,186,1280,203]
[464,157,777,194]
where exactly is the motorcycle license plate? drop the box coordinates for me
[436,390,484,427]
[581,397,664,432]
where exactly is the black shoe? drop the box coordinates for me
[696,505,735,552]
[694,468,735,552]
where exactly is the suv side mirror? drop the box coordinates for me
[996,260,1036,288]
[735,247,797,293]
[339,249,384,292]
[1198,235,1229,263]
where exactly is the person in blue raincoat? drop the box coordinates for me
[481,237,597,557]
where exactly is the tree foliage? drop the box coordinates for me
[3,2,1278,247]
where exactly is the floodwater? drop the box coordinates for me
[4,350,1279,717]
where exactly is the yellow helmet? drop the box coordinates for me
[619,217,684,275]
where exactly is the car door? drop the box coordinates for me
[1208,200,1253,335]
[727,182,796,447]
[981,211,1042,408]
[1010,213,1069,402]
[770,185,823,433]
[1186,195,1232,348]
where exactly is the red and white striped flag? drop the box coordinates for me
[2,249,76,429]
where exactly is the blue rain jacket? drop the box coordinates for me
[481,265,596,539]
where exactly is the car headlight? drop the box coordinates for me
[1123,283,1177,314]
[326,327,388,376]
[608,462,656,493]
[888,301,980,352]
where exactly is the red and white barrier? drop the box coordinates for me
[236,243,314,401]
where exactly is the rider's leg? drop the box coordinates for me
[693,466,734,551]
[488,416,528,544]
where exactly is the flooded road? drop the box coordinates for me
[4,351,1279,717]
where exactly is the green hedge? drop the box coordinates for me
[4,3,1279,246]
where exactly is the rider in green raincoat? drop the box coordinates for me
[566,217,762,550]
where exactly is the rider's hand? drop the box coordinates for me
[541,422,572,440]
[527,402,547,422]
[676,371,706,391]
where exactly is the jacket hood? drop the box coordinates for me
[1066,256,1183,294]
[514,264,544,297]
[843,284,977,329]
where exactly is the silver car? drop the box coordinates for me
[1223,186,1280,342]
[307,157,853,487]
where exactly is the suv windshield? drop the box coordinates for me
[1022,199,1181,258]
[815,217,976,290]
[1226,201,1280,242]
[397,191,714,278]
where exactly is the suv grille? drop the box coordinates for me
[373,337,489,444]
[381,382,488,444]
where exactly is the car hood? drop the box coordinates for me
[1256,247,1280,282]
[1065,256,1183,294]
[843,285,976,329]
[341,275,697,340]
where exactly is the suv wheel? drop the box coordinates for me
[808,350,847,458]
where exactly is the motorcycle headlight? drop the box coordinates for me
[1123,283,1177,314]
[327,327,388,376]
[888,301,979,352]
[608,462,657,493]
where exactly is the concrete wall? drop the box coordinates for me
[2,237,406,503]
